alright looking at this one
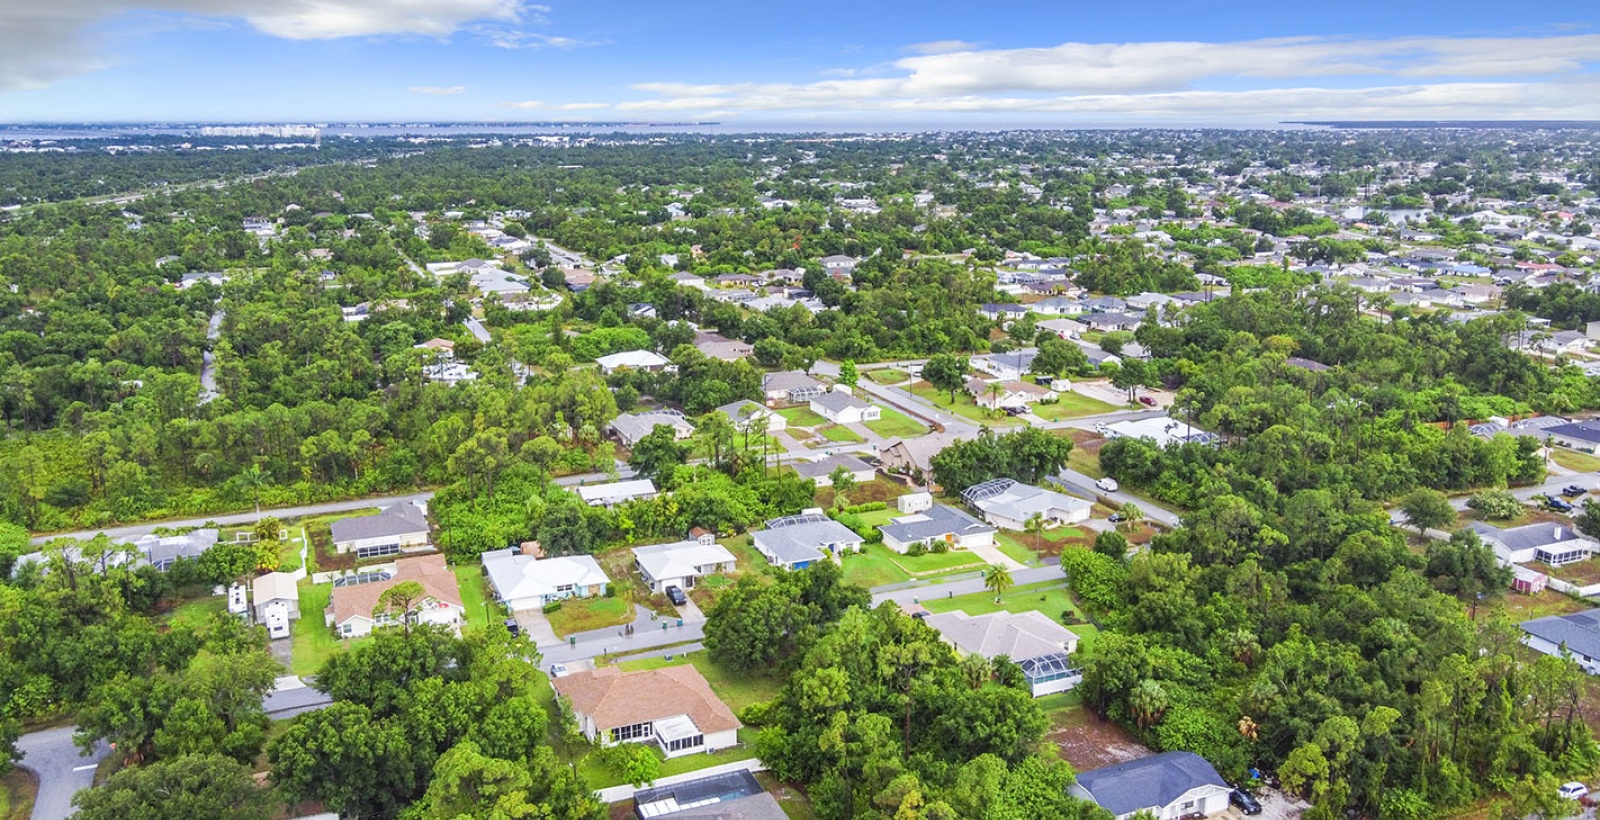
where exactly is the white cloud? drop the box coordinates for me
[500,100,608,111]
[410,85,467,95]
[615,33,1600,121]
[0,0,582,91]
[904,39,984,55]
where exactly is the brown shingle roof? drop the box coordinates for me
[327,553,463,626]
[553,665,741,735]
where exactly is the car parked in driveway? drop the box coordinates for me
[1230,788,1263,815]
[665,585,688,606]
[1546,496,1575,513]
[1559,781,1589,800]
[1562,485,1587,498]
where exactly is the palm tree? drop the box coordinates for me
[984,563,1014,603]
[1024,512,1047,552]
[238,462,269,515]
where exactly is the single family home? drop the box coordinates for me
[632,540,737,593]
[791,453,876,487]
[718,399,786,432]
[1522,608,1600,675]
[596,349,674,374]
[324,554,464,639]
[576,479,659,508]
[879,504,996,554]
[923,610,1081,696]
[809,388,881,425]
[970,349,1039,381]
[553,665,742,757]
[610,410,696,448]
[482,546,611,612]
[966,378,1057,411]
[961,478,1092,530]
[1069,752,1233,820]
[330,503,431,559]
[751,512,863,570]
[762,371,827,404]
[1469,521,1595,567]
[252,571,301,640]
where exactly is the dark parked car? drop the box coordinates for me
[1562,485,1587,498]
[666,586,688,606]
[1547,496,1575,513]
[1003,405,1026,416]
[1108,512,1125,523]
[1231,788,1263,815]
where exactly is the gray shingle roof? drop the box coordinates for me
[751,518,860,567]
[1469,521,1584,552]
[810,390,871,414]
[1522,609,1600,660]
[329,504,429,544]
[1546,421,1600,445]
[880,504,994,544]
[1075,751,1229,817]
[792,454,874,480]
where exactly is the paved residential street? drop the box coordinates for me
[16,725,107,820]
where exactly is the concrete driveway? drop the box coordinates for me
[17,725,107,820]
[673,595,707,623]
[514,608,562,648]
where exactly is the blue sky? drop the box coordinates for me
[0,0,1597,123]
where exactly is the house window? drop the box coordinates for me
[611,722,651,743]
[341,624,352,635]
[556,584,575,595]
[1539,547,1588,567]
[665,734,704,753]
[356,543,401,559]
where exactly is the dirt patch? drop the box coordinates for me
[1068,429,1106,453]
[307,526,356,572]
[1048,705,1151,772]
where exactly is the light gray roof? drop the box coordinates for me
[611,411,693,443]
[632,540,736,582]
[718,400,771,427]
[810,390,871,413]
[751,518,861,566]
[792,453,874,480]
[329,504,429,544]
[1075,751,1229,817]
[1522,609,1600,660]
[880,504,995,544]
[962,479,1092,523]
[1470,521,1586,552]
[923,610,1074,661]
[761,370,824,394]
[128,528,221,566]
[1543,420,1600,445]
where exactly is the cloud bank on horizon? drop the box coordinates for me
[0,0,1594,122]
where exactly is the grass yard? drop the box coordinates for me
[863,406,926,438]
[578,727,757,789]
[995,536,1043,566]
[546,596,633,638]
[1479,588,1594,624]
[166,595,228,629]
[997,527,1093,560]
[290,582,347,677]
[1066,447,1105,479]
[842,547,913,588]
[754,772,820,820]
[849,507,901,527]
[454,564,500,632]
[618,651,783,713]
[815,478,907,509]
[908,381,1021,426]
[922,580,1095,637]
[895,549,986,575]
[815,424,864,444]
[867,368,909,385]
[1551,447,1600,473]
[777,406,829,427]
[1031,391,1121,420]
[0,768,37,820]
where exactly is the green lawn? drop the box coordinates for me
[578,728,758,789]
[1066,447,1105,479]
[454,564,500,633]
[1551,447,1600,473]
[816,424,864,444]
[546,596,633,637]
[850,507,901,527]
[619,651,783,714]
[166,596,228,630]
[842,547,913,588]
[863,406,926,439]
[290,582,347,676]
[922,580,1095,637]
[895,549,986,575]
[777,406,828,427]
[994,536,1042,566]
[867,368,909,385]
[908,381,1021,426]
[1031,391,1120,420]
[1,767,37,820]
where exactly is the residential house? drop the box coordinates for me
[693,332,754,362]
[880,433,959,483]
[1036,318,1086,339]
[980,303,1030,324]
[330,503,430,559]
[761,371,827,404]
[1522,609,1600,675]
[1468,521,1595,567]
[576,479,659,507]
[809,387,881,425]
[820,255,858,275]
[791,453,876,487]
[1102,416,1219,448]
[252,571,300,640]
[1082,312,1144,332]
[718,399,786,432]
[966,378,1057,411]
[1069,752,1233,820]
[923,610,1080,696]
[553,665,741,757]
[632,540,737,593]
[325,554,464,639]
[611,410,696,448]
[596,349,674,375]
[751,512,863,570]
[970,349,1039,381]
[960,478,1093,530]
[482,546,611,611]
[1543,420,1600,454]
[879,504,996,554]
[127,529,222,570]
[1125,292,1174,312]
[1082,296,1128,313]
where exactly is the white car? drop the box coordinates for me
[1096,477,1120,493]
[1559,782,1589,800]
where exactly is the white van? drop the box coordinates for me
[1096,477,1120,493]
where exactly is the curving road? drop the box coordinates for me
[16,726,107,820]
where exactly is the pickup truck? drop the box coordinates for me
[1561,485,1587,498]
